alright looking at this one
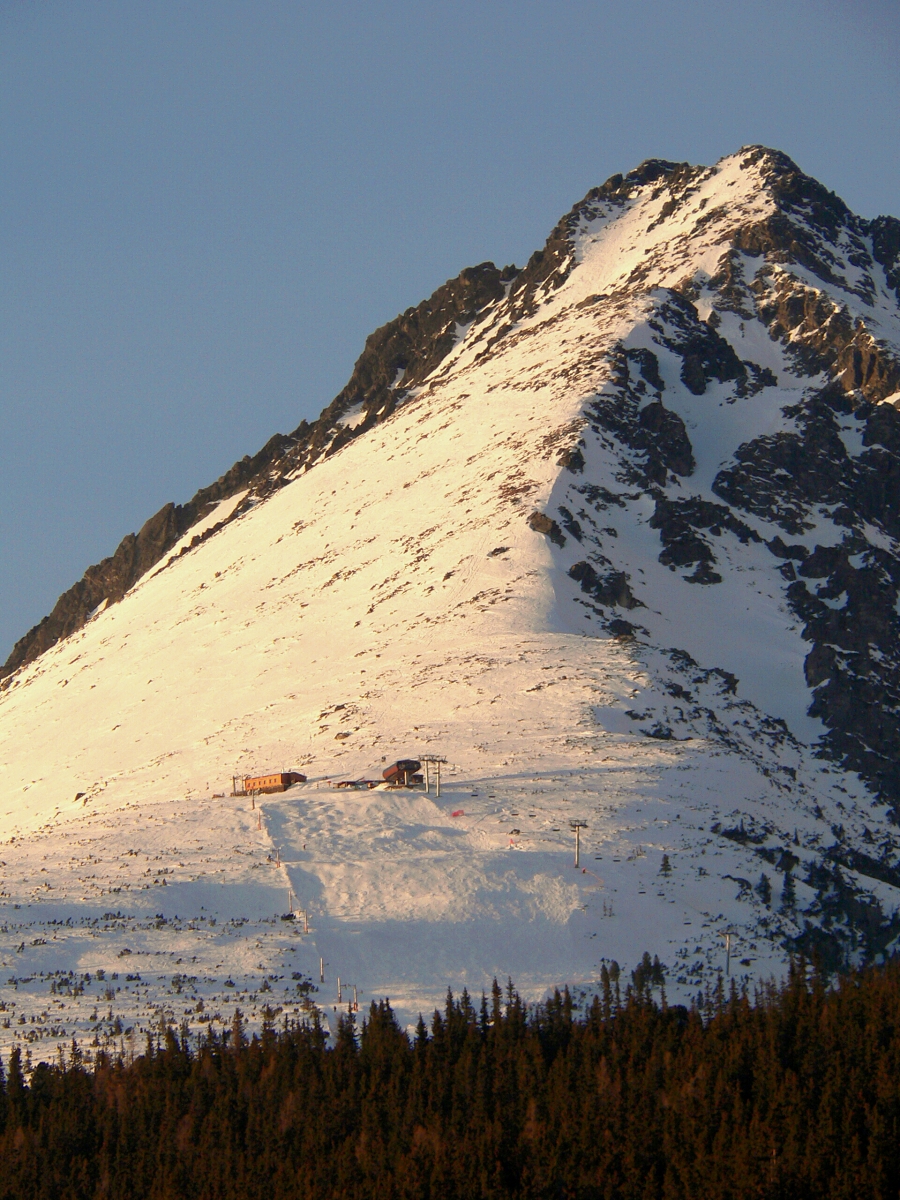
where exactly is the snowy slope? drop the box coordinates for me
[2,147,900,1060]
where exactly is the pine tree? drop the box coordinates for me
[230,1006,246,1051]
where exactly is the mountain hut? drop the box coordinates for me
[243,771,307,794]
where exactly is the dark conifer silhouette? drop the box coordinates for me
[1,958,900,1197]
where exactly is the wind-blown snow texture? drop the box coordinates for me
[3,146,900,1059]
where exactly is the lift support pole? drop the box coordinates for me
[570,820,588,868]
[421,755,447,797]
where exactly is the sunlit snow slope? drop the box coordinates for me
[3,146,900,1057]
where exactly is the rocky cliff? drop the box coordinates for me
[1,261,518,677]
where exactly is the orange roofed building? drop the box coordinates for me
[243,771,306,794]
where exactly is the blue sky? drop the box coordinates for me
[1,0,898,656]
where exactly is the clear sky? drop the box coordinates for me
[1,0,898,657]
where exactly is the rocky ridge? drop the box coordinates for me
[9,146,899,688]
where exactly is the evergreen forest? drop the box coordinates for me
[1,959,900,1199]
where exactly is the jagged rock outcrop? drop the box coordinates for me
[2,433,293,677]
[2,262,520,677]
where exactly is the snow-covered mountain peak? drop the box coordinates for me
[2,150,900,1054]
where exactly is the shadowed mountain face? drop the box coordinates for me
[2,147,900,1019]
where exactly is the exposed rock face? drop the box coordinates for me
[648,497,760,585]
[2,434,293,676]
[711,382,900,800]
[527,511,567,547]
[308,260,515,450]
[2,262,518,677]
[585,346,695,487]
[568,560,643,609]
[871,215,900,301]
[650,292,747,396]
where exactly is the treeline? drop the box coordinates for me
[1,960,900,1199]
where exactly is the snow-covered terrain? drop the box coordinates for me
[2,146,900,1063]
